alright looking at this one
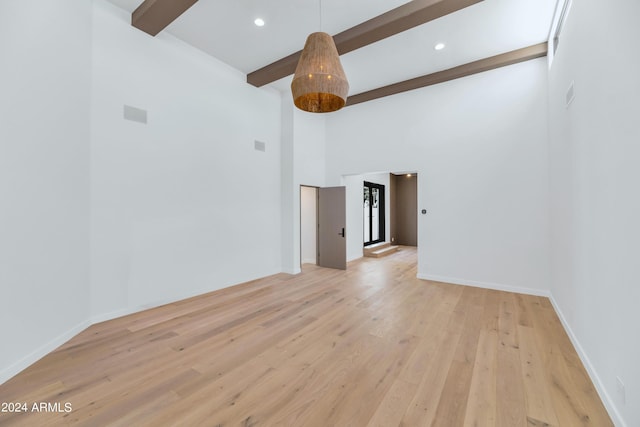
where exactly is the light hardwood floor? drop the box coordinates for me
[0,247,612,426]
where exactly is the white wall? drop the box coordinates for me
[281,99,326,273]
[89,1,283,319]
[343,172,392,262]
[281,98,296,274]
[0,0,92,382]
[326,59,551,296]
[547,0,640,425]
[300,186,317,264]
[344,175,365,261]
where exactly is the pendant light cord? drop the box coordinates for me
[319,0,322,32]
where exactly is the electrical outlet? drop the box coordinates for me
[616,376,626,405]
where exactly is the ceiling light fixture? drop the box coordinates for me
[254,18,265,27]
[434,42,445,51]
[291,0,349,113]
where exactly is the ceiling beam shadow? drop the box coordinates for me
[346,42,548,106]
[132,0,199,36]
[247,0,484,88]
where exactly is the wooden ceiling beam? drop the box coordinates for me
[132,0,199,36]
[247,0,484,87]
[345,42,548,106]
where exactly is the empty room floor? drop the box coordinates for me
[0,247,611,426]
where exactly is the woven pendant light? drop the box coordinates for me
[291,32,349,113]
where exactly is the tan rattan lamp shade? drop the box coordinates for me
[291,32,349,113]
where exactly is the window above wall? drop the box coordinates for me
[548,0,573,67]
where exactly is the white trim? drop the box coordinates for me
[91,307,143,325]
[416,273,551,297]
[549,295,627,427]
[91,303,175,324]
[0,320,91,384]
[91,291,226,324]
[547,0,573,68]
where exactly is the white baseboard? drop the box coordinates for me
[549,295,627,427]
[0,320,91,384]
[417,273,550,297]
[91,290,220,325]
[90,306,141,325]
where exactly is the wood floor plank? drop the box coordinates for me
[399,308,465,426]
[260,334,383,426]
[0,247,613,427]
[463,329,498,427]
[496,292,527,427]
[398,310,451,385]
[271,333,387,426]
[366,378,418,427]
[431,288,485,427]
[517,324,560,426]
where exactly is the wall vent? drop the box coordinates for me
[254,140,266,152]
[566,81,575,108]
[123,105,147,124]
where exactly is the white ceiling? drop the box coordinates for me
[107,0,557,95]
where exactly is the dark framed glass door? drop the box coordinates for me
[363,181,385,246]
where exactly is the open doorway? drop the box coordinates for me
[300,186,318,265]
[390,173,418,246]
[343,172,417,260]
[300,185,347,270]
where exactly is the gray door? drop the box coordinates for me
[318,186,346,270]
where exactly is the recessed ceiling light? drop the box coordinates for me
[434,42,445,51]
[254,18,265,27]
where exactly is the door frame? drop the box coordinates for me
[363,181,385,247]
[300,185,347,270]
[299,185,319,268]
